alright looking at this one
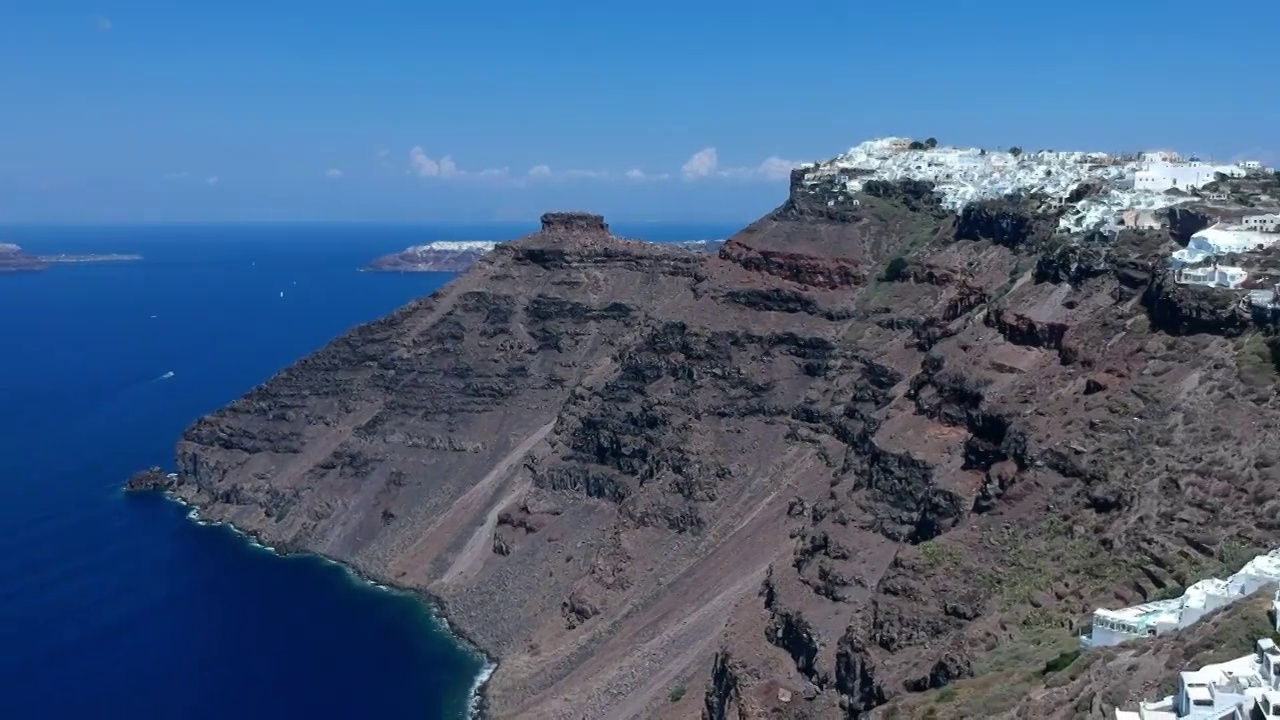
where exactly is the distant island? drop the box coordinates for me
[0,243,142,273]
[362,238,724,273]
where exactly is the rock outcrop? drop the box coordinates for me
[136,157,1280,720]
[124,467,173,492]
[0,243,49,272]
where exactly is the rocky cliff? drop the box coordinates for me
[141,164,1280,719]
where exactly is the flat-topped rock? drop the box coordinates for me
[539,211,609,235]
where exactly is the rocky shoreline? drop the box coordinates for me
[125,467,499,718]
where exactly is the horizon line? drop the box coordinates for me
[0,218,754,228]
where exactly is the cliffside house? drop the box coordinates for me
[1244,214,1280,233]
[1176,264,1249,289]
[1135,161,1246,192]
[1115,638,1280,719]
[1082,550,1280,650]
[1172,224,1280,266]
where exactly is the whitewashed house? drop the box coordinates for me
[1176,264,1249,289]
[1134,161,1246,192]
[1243,214,1280,233]
[1115,638,1280,719]
[1172,224,1280,265]
[1083,550,1280,650]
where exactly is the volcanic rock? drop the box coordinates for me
[133,150,1280,720]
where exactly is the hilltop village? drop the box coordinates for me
[802,138,1280,296]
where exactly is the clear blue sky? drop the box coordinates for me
[1,0,1276,223]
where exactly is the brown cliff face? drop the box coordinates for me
[160,181,1280,720]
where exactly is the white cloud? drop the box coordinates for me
[206,176,219,186]
[325,168,343,179]
[624,168,671,182]
[409,147,459,178]
[681,148,719,180]
[756,156,801,180]
[681,147,801,181]
[96,16,112,32]
[396,147,794,185]
[525,165,615,181]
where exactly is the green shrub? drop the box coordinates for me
[668,685,686,702]
[1041,649,1080,675]
[881,256,909,282]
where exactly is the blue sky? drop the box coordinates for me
[1,0,1276,224]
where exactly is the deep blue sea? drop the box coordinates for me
[0,222,736,719]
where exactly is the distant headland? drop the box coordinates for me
[0,243,142,273]
[362,238,725,273]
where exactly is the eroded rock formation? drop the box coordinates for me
[137,164,1280,719]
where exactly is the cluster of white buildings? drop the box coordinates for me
[1082,549,1280,650]
[1111,588,1280,719]
[1116,633,1280,719]
[402,241,501,255]
[1170,219,1280,290]
[1133,152,1248,193]
[799,139,1271,235]
[800,138,1280,293]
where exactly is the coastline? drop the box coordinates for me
[156,488,497,719]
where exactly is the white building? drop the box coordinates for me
[1082,550,1280,650]
[1243,161,1263,170]
[1172,224,1280,265]
[1134,161,1246,193]
[1176,264,1248,289]
[1247,285,1280,311]
[1115,638,1280,720]
[1243,214,1280,233]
